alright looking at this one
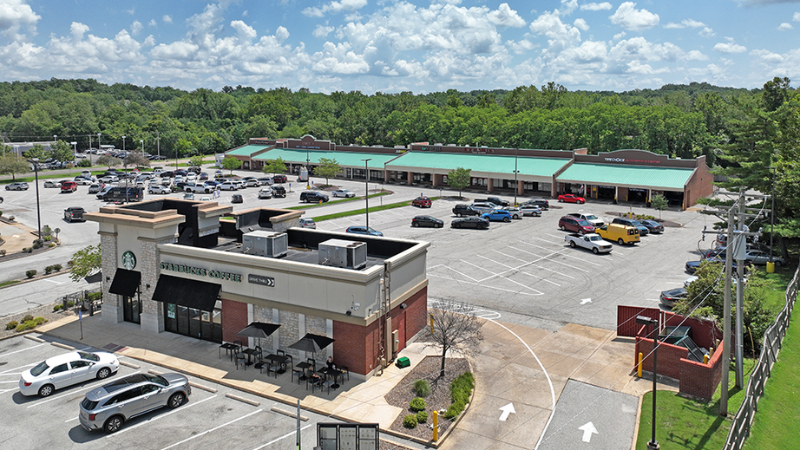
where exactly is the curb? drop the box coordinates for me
[226,393,260,407]
[271,406,309,421]
[0,269,74,291]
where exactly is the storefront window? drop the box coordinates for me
[164,302,222,343]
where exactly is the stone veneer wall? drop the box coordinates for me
[139,235,177,333]
[253,305,277,351]
[100,232,121,323]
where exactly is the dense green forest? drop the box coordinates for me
[0,77,799,240]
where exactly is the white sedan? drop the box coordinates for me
[148,185,171,194]
[44,180,61,188]
[332,189,355,198]
[19,351,119,397]
[99,176,119,183]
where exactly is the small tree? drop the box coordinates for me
[222,156,242,174]
[262,157,287,177]
[0,154,32,181]
[69,244,102,283]
[447,167,471,199]
[315,158,341,185]
[51,140,75,163]
[650,194,669,219]
[188,155,205,168]
[97,155,121,169]
[24,144,48,161]
[426,299,483,378]
[124,153,150,170]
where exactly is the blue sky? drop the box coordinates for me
[0,0,798,94]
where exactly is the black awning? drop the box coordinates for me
[108,269,141,297]
[151,274,220,311]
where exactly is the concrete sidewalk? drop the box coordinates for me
[36,311,657,449]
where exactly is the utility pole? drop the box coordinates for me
[157,131,160,159]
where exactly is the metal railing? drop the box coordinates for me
[725,264,800,449]
[60,288,103,316]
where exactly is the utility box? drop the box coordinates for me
[242,231,288,258]
[396,357,411,368]
[318,239,367,269]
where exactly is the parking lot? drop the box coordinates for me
[0,335,333,450]
[313,197,710,331]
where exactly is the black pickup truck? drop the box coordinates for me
[64,206,86,222]
[473,197,510,207]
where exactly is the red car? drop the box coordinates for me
[60,181,78,193]
[412,196,432,208]
[558,216,595,234]
[558,194,586,204]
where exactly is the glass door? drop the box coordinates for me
[122,292,141,324]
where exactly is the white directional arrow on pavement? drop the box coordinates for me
[578,422,598,443]
[580,298,592,305]
[498,403,516,421]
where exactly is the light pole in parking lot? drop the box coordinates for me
[636,315,660,450]
[97,133,101,153]
[363,158,371,230]
[70,141,77,161]
[122,135,126,154]
[513,147,519,206]
[28,158,42,242]
[140,139,144,156]
[306,147,310,190]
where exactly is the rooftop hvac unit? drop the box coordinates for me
[318,239,367,270]
[242,231,288,258]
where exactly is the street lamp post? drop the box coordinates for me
[513,147,519,206]
[28,158,42,242]
[363,159,371,231]
[70,141,77,161]
[769,166,776,262]
[636,315,660,450]
[156,131,160,159]
[140,139,144,155]
[98,133,101,153]
[122,135,126,153]
[306,147,310,189]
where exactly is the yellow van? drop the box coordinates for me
[596,223,640,245]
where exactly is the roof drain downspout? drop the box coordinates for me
[377,261,391,376]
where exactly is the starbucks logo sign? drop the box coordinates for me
[122,251,137,270]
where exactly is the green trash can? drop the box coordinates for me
[396,357,411,368]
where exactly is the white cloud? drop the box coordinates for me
[0,0,41,38]
[794,12,800,22]
[131,20,143,35]
[778,22,793,31]
[70,22,89,40]
[312,41,370,74]
[700,27,715,37]
[573,18,589,30]
[487,3,526,27]
[507,39,538,54]
[303,0,368,18]
[751,49,783,63]
[162,15,172,24]
[685,50,708,61]
[664,19,705,29]
[149,19,157,27]
[143,35,155,47]
[609,2,659,31]
[230,20,256,41]
[126,8,135,15]
[580,2,612,11]
[313,25,335,38]
[714,38,746,53]
[530,10,582,50]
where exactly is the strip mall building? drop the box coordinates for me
[226,135,713,209]
[85,200,429,380]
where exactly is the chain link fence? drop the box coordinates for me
[725,264,800,449]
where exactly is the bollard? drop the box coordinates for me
[433,411,439,442]
[429,314,434,334]
[89,301,94,317]
[638,352,643,378]
[704,354,709,364]
[63,298,68,310]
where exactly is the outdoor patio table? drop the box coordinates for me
[319,367,342,389]
[295,362,314,380]
[265,354,288,374]
[243,348,260,365]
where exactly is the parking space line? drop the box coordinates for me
[509,246,590,274]
[471,256,545,295]
[0,363,36,374]
[518,242,602,267]
[252,422,316,450]
[440,264,481,282]
[115,394,218,434]
[159,408,263,450]
[0,343,45,358]
[427,274,539,296]
[519,271,561,287]
[28,372,140,409]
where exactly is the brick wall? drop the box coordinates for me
[617,186,629,202]
[332,319,379,375]
[635,336,688,380]
[679,339,724,400]
[222,299,248,344]
[403,286,428,343]
[684,156,714,208]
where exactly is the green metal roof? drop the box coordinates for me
[252,148,399,166]
[557,163,694,189]
[386,152,571,177]
[226,145,270,157]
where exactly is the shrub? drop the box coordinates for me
[52,264,62,272]
[22,314,33,322]
[409,397,427,412]
[48,243,55,248]
[25,270,37,279]
[53,304,63,312]
[33,317,46,325]
[413,379,431,397]
[0,249,6,257]
[45,266,53,274]
[444,372,475,419]
[44,235,52,242]
[66,301,75,307]
[15,321,36,332]
[402,414,418,429]
[87,292,102,301]
[32,239,43,249]
[416,411,428,423]
[6,321,18,330]
[78,159,92,168]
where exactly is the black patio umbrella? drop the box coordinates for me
[288,333,335,357]
[237,322,281,347]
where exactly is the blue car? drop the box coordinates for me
[480,209,512,223]
[346,226,384,236]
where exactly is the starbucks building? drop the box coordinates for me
[85,199,430,379]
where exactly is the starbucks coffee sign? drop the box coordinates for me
[160,262,242,283]
[122,251,137,270]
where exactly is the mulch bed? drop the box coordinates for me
[384,356,470,440]
[0,302,76,340]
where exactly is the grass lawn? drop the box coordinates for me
[312,197,439,222]
[286,191,391,210]
[635,265,793,450]
[0,280,20,288]
[742,287,800,450]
